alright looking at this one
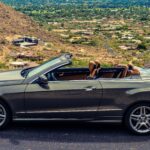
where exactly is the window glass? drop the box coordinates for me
[27,58,61,78]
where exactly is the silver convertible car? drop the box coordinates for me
[0,53,149,135]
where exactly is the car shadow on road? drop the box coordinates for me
[0,121,149,145]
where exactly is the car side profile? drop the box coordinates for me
[0,53,149,135]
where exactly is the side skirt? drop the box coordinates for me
[13,118,122,123]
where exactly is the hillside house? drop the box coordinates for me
[12,36,38,47]
[119,44,137,50]
[10,61,29,69]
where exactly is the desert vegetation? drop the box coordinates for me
[0,0,150,68]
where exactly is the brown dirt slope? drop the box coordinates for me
[0,3,59,41]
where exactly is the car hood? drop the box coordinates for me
[0,70,25,85]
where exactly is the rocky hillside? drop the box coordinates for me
[0,2,125,69]
[0,2,65,68]
[0,3,60,42]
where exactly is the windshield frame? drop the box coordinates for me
[21,67,36,78]
[23,53,72,83]
[27,57,62,78]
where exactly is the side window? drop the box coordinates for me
[46,68,89,81]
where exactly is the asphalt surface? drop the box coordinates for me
[0,121,149,150]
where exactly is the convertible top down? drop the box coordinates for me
[0,53,149,135]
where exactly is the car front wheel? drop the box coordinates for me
[125,103,150,135]
[0,102,11,129]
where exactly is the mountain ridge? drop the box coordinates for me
[0,0,150,7]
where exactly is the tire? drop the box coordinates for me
[125,103,150,135]
[0,101,11,130]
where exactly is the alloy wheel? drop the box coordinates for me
[129,106,150,134]
[0,104,7,127]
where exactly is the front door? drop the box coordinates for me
[25,80,102,119]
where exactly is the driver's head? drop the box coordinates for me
[128,63,134,70]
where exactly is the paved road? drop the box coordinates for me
[0,122,149,150]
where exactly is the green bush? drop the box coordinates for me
[137,43,147,50]
[0,40,7,45]
[0,63,8,69]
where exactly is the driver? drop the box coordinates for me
[87,60,101,79]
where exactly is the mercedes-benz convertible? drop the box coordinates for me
[0,53,149,135]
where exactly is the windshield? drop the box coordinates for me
[140,68,150,77]
[27,57,62,78]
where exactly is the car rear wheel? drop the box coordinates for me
[125,103,150,135]
[0,102,11,129]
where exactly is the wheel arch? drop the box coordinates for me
[0,97,13,116]
[122,100,150,122]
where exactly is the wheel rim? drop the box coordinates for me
[129,105,150,134]
[0,104,6,127]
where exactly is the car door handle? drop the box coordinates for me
[84,87,96,92]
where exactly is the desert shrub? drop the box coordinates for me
[101,63,113,68]
[47,26,53,31]
[72,58,89,67]
[137,42,147,50]
[0,63,8,69]
[0,39,7,45]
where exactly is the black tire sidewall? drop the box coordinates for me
[0,101,11,129]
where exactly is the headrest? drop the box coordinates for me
[89,61,96,73]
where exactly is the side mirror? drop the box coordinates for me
[38,75,48,85]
